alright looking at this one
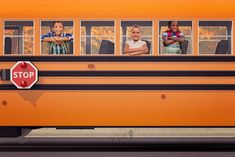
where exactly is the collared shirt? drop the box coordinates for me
[162,30,184,39]
[126,39,146,49]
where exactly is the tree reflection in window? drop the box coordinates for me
[199,21,232,54]
[4,21,34,55]
[81,21,115,55]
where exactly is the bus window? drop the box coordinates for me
[159,21,192,55]
[4,21,34,55]
[81,21,115,55]
[121,21,153,55]
[41,21,74,55]
[199,21,232,55]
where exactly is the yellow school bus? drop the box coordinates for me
[0,0,235,137]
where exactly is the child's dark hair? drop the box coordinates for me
[168,21,172,27]
[168,21,179,27]
[52,21,64,28]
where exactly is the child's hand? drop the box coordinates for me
[172,37,179,42]
[54,36,62,41]
[53,37,63,45]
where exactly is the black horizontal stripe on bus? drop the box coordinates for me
[2,70,235,81]
[39,70,235,77]
[1,142,235,152]
[1,84,235,90]
[0,56,235,62]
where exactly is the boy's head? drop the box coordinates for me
[52,21,64,35]
[168,21,179,33]
[131,25,141,41]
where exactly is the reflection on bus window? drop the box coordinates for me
[4,21,34,55]
[199,21,232,55]
[121,21,153,55]
[159,21,192,55]
[41,21,73,55]
[81,21,115,55]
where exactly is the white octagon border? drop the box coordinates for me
[10,61,38,89]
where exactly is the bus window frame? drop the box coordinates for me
[1,19,234,57]
[158,20,194,56]
[80,20,116,56]
[120,20,154,56]
[198,20,233,56]
[3,20,35,56]
[40,20,75,56]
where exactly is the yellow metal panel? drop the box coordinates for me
[3,77,234,85]
[35,20,40,55]
[0,0,235,19]
[153,19,158,56]
[74,20,80,56]
[2,62,235,71]
[193,19,198,55]
[0,20,3,55]
[116,19,121,56]
[0,90,235,126]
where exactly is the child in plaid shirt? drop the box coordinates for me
[41,21,73,54]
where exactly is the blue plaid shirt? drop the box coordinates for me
[41,32,73,54]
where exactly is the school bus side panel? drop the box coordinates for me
[0,90,235,126]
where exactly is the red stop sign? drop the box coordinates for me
[10,61,38,89]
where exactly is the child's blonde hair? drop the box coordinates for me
[131,24,141,32]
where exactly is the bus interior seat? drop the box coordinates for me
[69,41,73,54]
[4,37,12,54]
[99,40,114,54]
[215,40,229,54]
[142,40,151,54]
[181,40,189,54]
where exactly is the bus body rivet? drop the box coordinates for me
[20,62,27,69]
[161,94,166,100]
[2,100,7,106]
[20,81,27,87]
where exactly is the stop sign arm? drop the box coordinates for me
[0,69,10,81]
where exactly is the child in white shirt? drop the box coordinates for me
[124,25,148,56]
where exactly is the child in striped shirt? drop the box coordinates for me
[41,21,73,55]
[162,21,185,54]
